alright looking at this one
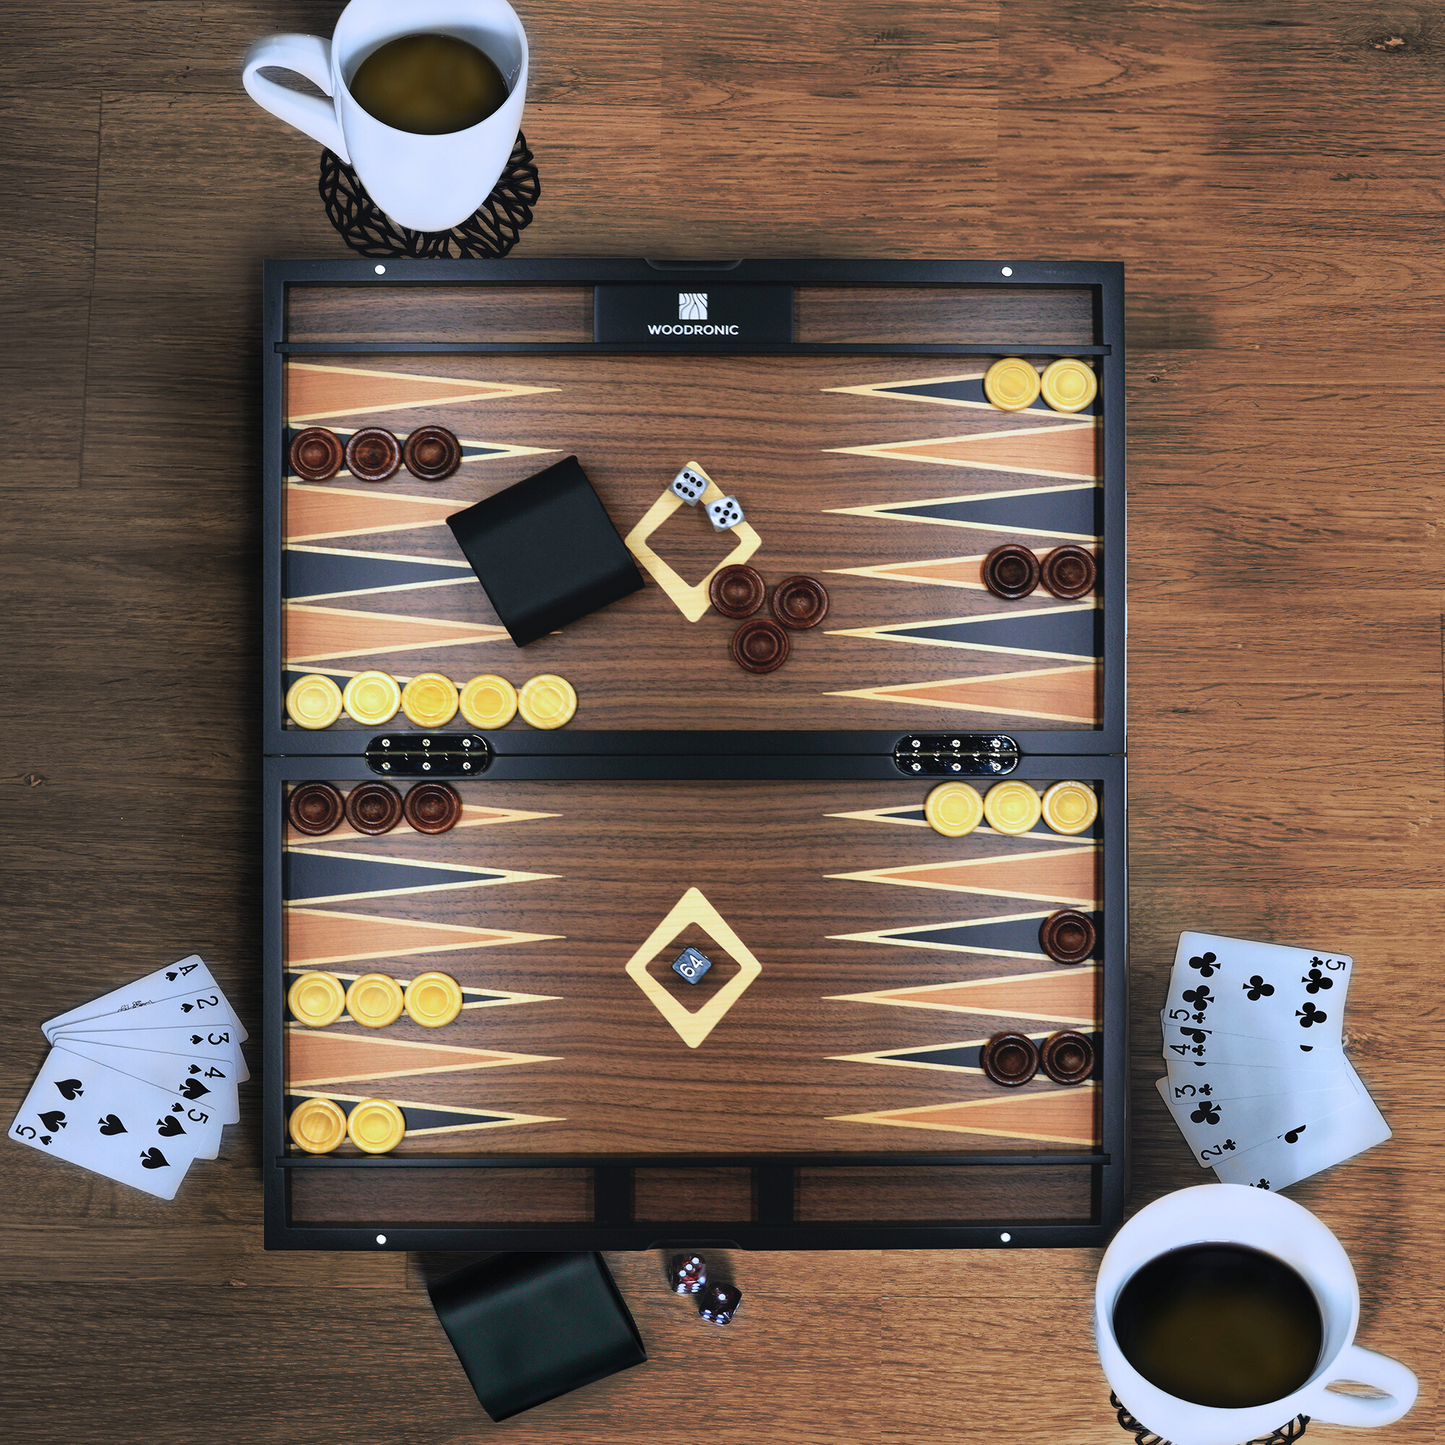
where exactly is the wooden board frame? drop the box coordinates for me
[262,258,1126,758]
[260,259,1127,1250]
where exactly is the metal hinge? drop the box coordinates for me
[893,733,1019,776]
[365,734,491,776]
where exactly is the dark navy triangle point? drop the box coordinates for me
[876,376,1097,418]
[285,549,473,600]
[285,851,510,901]
[890,486,1100,538]
[885,607,1102,659]
[880,1032,1100,1077]
[877,913,1101,957]
[284,1094,515,1132]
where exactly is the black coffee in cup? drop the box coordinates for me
[350,33,507,135]
[1112,1244,1324,1409]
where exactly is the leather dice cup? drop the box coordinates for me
[427,1251,647,1420]
[446,456,644,647]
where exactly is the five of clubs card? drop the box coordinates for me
[8,955,246,1200]
[1158,932,1389,1192]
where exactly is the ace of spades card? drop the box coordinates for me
[8,1046,221,1199]
[1168,932,1351,1050]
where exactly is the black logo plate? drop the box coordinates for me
[593,285,793,345]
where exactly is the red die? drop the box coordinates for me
[669,1253,707,1294]
[698,1281,742,1324]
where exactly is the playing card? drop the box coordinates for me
[55,1023,249,1083]
[49,979,247,1045]
[1160,1058,1356,1103]
[1161,1017,1343,1068]
[1154,1074,1359,1167]
[1170,932,1350,1048]
[42,955,246,1042]
[57,1036,240,1126]
[8,1046,217,1198]
[1211,1064,1391,1191]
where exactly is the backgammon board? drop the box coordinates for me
[261,259,1127,1250]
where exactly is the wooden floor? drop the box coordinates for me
[3,2,1441,1441]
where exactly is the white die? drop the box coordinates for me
[670,464,709,506]
[706,495,744,531]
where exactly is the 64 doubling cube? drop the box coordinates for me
[706,495,744,532]
[671,946,713,985]
[670,463,710,506]
[698,1281,742,1324]
[669,1254,707,1294]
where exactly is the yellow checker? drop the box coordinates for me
[286,674,343,729]
[288,1097,348,1155]
[346,973,405,1028]
[924,782,984,838]
[982,357,1041,412]
[1041,780,1098,835]
[983,780,1043,835]
[348,1097,406,1154]
[1040,358,1098,413]
[404,971,464,1028]
[459,673,518,730]
[518,674,577,730]
[343,670,401,725]
[401,672,459,727]
[287,970,346,1027]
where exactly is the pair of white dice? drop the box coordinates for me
[671,463,745,532]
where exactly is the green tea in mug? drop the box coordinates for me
[350,33,508,135]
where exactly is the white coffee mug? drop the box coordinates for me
[242,0,527,232]
[1095,1185,1416,1445]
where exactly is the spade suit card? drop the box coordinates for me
[57,1036,240,1126]
[49,980,246,1044]
[8,1047,217,1199]
[42,955,246,1042]
[1168,932,1351,1048]
[55,1023,249,1083]
[1154,1074,1359,1167]
[1210,1063,1391,1192]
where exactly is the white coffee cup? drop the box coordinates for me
[242,0,527,232]
[1095,1185,1416,1445]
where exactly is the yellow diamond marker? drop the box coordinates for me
[518,674,577,730]
[401,672,459,727]
[288,1097,348,1154]
[1040,358,1098,414]
[983,357,1041,411]
[403,971,464,1028]
[924,782,985,837]
[343,670,401,725]
[345,973,405,1028]
[286,674,343,729]
[1041,780,1098,835]
[347,1098,407,1154]
[624,887,762,1048]
[983,780,1043,835]
[288,970,347,1027]
[459,674,518,730]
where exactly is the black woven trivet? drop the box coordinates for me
[1111,1393,1308,1445]
[319,133,539,259]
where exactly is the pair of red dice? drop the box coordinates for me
[669,1254,743,1325]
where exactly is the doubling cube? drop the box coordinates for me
[669,1254,707,1294]
[698,1281,742,1324]
[670,464,710,506]
[671,946,713,985]
[706,495,744,532]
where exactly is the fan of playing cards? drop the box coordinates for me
[1158,932,1390,1192]
[8,956,246,1200]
